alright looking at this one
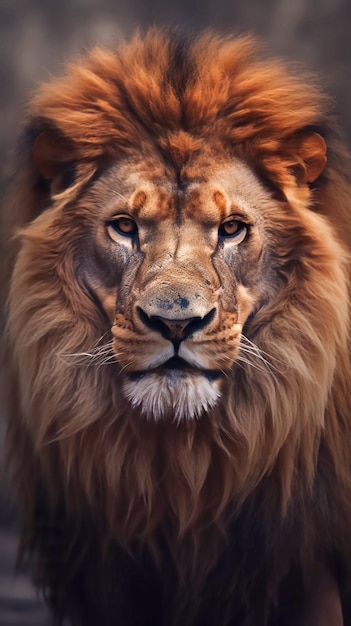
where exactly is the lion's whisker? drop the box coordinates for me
[57,342,124,367]
[240,335,285,368]
[118,360,136,374]
[114,190,133,207]
[238,346,275,371]
[96,354,120,369]
[235,354,271,374]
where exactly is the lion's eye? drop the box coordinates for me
[218,219,247,240]
[107,215,138,239]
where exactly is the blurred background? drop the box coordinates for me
[1,0,351,624]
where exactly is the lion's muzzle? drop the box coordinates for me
[136,304,217,347]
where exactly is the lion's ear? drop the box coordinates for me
[294,132,327,184]
[32,128,76,194]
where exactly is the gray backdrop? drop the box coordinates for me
[0,1,350,624]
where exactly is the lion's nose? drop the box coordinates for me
[136,306,216,344]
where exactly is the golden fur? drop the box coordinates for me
[3,29,351,624]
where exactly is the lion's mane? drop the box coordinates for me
[3,29,351,624]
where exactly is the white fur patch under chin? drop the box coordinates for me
[123,371,221,421]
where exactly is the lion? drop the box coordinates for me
[2,28,351,625]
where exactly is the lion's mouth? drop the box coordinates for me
[128,356,221,382]
[123,355,223,419]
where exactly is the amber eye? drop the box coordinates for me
[107,215,138,239]
[218,219,247,240]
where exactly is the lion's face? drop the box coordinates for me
[77,150,273,421]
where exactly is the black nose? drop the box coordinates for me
[136,307,216,345]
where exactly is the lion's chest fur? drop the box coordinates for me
[33,481,305,626]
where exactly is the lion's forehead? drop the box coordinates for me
[102,156,265,225]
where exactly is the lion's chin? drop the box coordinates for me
[122,365,222,421]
